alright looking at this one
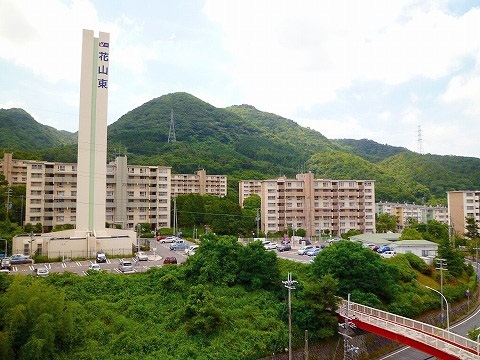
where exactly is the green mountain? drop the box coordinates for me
[0,108,76,150]
[2,92,479,204]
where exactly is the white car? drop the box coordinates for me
[264,242,278,250]
[34,268,49,277]
[185,245,199,256]
[381,250,396,258]
[135,251,149,261]
[160,236,178,243]
[88,263,101,271]
[298,245,314,255]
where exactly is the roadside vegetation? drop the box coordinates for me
[0,231,476,359]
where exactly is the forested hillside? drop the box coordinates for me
[2,92,480,204]
[0,108,76,150]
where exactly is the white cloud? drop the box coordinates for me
[441,73,480,115]
[205,0,480,118]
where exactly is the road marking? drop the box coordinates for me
[75,261,82,266]
[61,263,67,268]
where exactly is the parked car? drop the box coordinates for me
[327,238,342,244]
[277,244,292,252]
[1,257,12,270]
[118,259,134,273]
[163,256,178,265]
[160,236,178,243]
[170,240,188,251]
[10,254,32,264]
[264,242,278,250]
[298,245,314,255]
[381,250,396,258]
[135,251,149,261]
[96,252,107,263]
[306,247,322,256]
[34,268,49,277]
[185,245,199,256]
[377,246,392,254]
[88,263,101,271]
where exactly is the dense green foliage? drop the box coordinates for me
[0,233,474,359]
[3,92,480,205]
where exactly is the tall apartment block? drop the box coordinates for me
[447,191,480,236]
[171,170,227,197]
[376,201,448,231]
[239,173,376,237]
[1,153,227,232]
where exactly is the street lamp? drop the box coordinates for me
[426,285,450,331]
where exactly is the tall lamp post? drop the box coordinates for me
[426,285,450,331]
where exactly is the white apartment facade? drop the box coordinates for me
[447,190,480,237]
[240,173,376,238]
[376,201,448,231]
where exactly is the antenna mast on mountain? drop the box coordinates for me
[417,125,423,155]
[168,109,176,143]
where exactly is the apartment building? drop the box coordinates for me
[171,169,227,197]
[1,153,227,232]
[239,173,376,238]
[447,191,480,236]
[376,201,448,231]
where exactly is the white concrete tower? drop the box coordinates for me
[76,29,110,238]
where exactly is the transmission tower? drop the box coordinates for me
[417,125,423,154]
[168,109,176,143]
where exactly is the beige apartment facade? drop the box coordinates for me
[240,173,376,238]
[1,152,227,233]
[447,191,480,237]
[171,169,227,197]
[376,201,448,231]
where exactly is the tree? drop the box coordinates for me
[464,217,480,260]
[376,213,398,233]
[399,227,423,240]
[310,241,399,304]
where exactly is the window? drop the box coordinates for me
[58,165,65,171]
[56,216,64,222]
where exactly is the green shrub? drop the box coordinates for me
[404,252,431,275]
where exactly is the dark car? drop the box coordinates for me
[163,257,177,265]
[96,252,107,263]
[277,244,292,252]
[377,246,392,254]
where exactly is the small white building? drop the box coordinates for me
[12,228,136,260]
[390,240,438,258]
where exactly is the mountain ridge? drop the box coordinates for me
[1,92,479,204]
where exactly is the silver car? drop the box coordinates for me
[135,251,149,261]
[118,260,134,273]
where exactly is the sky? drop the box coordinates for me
[1,0,480,158]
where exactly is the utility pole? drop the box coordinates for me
[5,185,12,220]
[436,259,448,327]
[282,272,297,360]
[255,208,260,237]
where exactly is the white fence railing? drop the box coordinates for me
[338,299,480,360]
